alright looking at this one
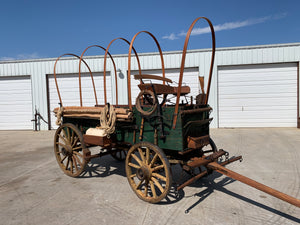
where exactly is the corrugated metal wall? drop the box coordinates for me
[0,43,299,130]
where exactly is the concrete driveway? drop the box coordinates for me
[0,128,299,225]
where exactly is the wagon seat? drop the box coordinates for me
[134,74,190,96]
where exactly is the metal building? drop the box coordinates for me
[0,42,299,130]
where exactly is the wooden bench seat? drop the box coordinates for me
[138,83,190,95]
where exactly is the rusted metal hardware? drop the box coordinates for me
[187,149,228,168]
[31,108,48,131]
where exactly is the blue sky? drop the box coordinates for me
[0,0,299,61]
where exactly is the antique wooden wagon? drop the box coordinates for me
[53,17,300,207]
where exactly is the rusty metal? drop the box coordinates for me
[127,31,166,110]
[173,17,216,129]
[219,155,242,166]
[31,108,48,131]
[187,149,227,168]
[104,37,142,105]
[53,53,96,107]
[80,45,118,105]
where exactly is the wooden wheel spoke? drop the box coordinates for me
[128,162,140,169]
[61,129,70,145]
[57,142,68,149]
[70,157,74,174]
[144,183,148,197]
[131,153,143,167]
[60,155,67,163]
[72,156,79,172]
[146,147,150,165]
[66,127,70,141]
[130,174,137,178]
[152,164,164,172]
[72,146,83,151]
[58,134,68,144]
[73,151,84,158]
[73,154,83,168]
[66,157,70,170]
[152,172,167,182]
[72,136,79,148]
[150,180,157,198]
[136,179,144,190]
[137,147,146,163]
[150,153,158,167]
[151,177,164,193]
[70,130,75,146]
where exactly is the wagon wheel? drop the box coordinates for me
[111,150,127,161]
[125,142,172,203]
[135,90,158,116]
[54,123,87,177]
[110,143,131,161]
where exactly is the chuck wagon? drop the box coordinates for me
[53,17,300,207]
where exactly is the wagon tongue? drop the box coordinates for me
[179,150,300,208]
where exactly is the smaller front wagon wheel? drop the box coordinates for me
[125,142,172,203]
[54,123,87,177]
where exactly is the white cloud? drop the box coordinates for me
[0,52,42,61]
[163,13,287,40]
[162,33,179,40]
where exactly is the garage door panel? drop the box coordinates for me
[0,76,33,130]
[221,110,296,118]
[220,97,297,107]
[223,121,294,127]
[218,63,297,127]
[219,85,296,95]
[219,79,296,88]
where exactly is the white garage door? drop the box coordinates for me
[0,76,33,130]
[48,72,111,129]
[218,63,298,127]
[130,68,199,104]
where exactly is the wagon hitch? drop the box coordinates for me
[177,150,300,208]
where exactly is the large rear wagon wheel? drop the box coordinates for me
[125,142,172,203]
[54,123,87,177]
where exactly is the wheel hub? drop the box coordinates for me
[137,166,151,181]
[65,145,73,156]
